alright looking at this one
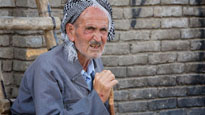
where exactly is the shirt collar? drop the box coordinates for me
[81,60,95,75]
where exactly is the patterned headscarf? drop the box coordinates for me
[61,0,115,41]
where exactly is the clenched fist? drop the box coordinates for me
[93,70,118,103]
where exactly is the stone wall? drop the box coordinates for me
[0,0,204,114]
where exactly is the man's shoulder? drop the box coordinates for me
[36,44,64,62]
[25,44,65,72]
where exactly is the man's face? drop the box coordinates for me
[66,7,109,60]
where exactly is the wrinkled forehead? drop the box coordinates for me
[80,6,108,20]
[74,6,109,28]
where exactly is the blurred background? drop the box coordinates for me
[0,0,204,114]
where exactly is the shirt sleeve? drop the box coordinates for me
[32,60,109,115]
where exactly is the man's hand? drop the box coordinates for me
[93,70,118,103]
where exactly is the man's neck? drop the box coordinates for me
[78,53,91,71]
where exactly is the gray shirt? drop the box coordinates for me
[11,44,110,115]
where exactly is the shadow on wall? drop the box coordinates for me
[130,0,146,28]
[197,0,205,73]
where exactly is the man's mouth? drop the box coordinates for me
[90,44,101,48]
[89,40,102,48]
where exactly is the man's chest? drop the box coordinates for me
[61,74,91,109]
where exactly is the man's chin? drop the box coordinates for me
[89,53,102,59]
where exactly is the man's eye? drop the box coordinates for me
[86,27,95,30]
[100,28,108,33]
[85,27,95,33]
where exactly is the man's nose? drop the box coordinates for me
[93,32,102,42]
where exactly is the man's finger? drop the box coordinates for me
[108,80,118,88]
[104,73,115,82]
[100,70,114,81]
[96,70,107,80]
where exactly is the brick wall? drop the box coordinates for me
[0,0,205,114]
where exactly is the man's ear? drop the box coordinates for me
[66,23,75,42]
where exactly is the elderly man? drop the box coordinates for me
[11,0,118,114]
